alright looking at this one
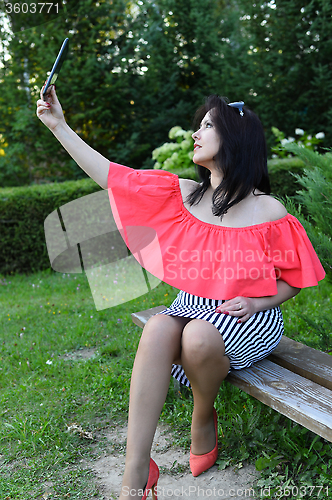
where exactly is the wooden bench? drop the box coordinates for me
[132,305,332,443]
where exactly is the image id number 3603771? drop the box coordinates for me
[5,3,59,14]
[274,485,329,497]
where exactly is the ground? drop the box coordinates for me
[84,422,260,499]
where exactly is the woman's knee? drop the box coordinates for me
[181,320,226,365]
[139,314,185,354]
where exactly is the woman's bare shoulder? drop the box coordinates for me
[257,194,288,221]
[179,178,199,200]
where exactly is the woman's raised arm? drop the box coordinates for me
[36,85,109,189]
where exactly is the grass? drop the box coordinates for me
[1,269,332,499]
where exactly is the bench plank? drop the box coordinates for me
[268,336,332,391]
[131,305,167,328]
[227,360,332,443]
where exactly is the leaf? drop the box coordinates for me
[217,458,231,470]
[255,454,284,471]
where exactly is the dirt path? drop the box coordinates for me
[88,423,261,499]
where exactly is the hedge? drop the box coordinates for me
[0,178,102,275]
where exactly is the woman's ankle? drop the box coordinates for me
[120,464,149,500]
[191,408,216,455]
[192,405,214,425]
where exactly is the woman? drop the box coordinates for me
[37,88,325,499]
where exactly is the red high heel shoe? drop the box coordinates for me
[189,408,218,477]
[142,458,159,500]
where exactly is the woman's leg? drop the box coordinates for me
[180,319,230,455]
[119,314,190,499]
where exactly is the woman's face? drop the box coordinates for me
[192,110,221,170]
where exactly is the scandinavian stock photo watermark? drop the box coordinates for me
[163,245,294,282]
[122,484,329,498]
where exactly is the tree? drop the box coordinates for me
[0,0,240,185]
[1,0,332,187]
[236,0,332,147]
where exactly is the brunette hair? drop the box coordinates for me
[187,95,271,218]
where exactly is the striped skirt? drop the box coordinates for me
[159,290,284,387]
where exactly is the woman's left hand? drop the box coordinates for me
[215,296,257,323]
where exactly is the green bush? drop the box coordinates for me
[267,125,327,198]
[271,126,325,158]
[267,157,305,198]
[0,179,102,275]
[283,143,332,282]
[152,126,198,181]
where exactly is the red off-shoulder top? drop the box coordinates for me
[107,162,325,299]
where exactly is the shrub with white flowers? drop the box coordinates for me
[271,126,325,158]
[152,126,197,179]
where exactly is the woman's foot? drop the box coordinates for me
[190,408,218,477]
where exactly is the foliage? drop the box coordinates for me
[283,143,332,281]
[271,126,325,158]
[238,0,332,153]
[0,179,102,275]
[267,157,305,198]
[0,0,238,186]
[2,0,332,186]
[152,126,198,180]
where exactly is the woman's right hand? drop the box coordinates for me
[36,84,66,131]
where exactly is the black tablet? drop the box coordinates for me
[42,38,69,99]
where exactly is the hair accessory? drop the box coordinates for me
[228,101,245,116]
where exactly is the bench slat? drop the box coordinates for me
[268,336,332,391]
[131,305,167,328]
[227,360,332,442]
